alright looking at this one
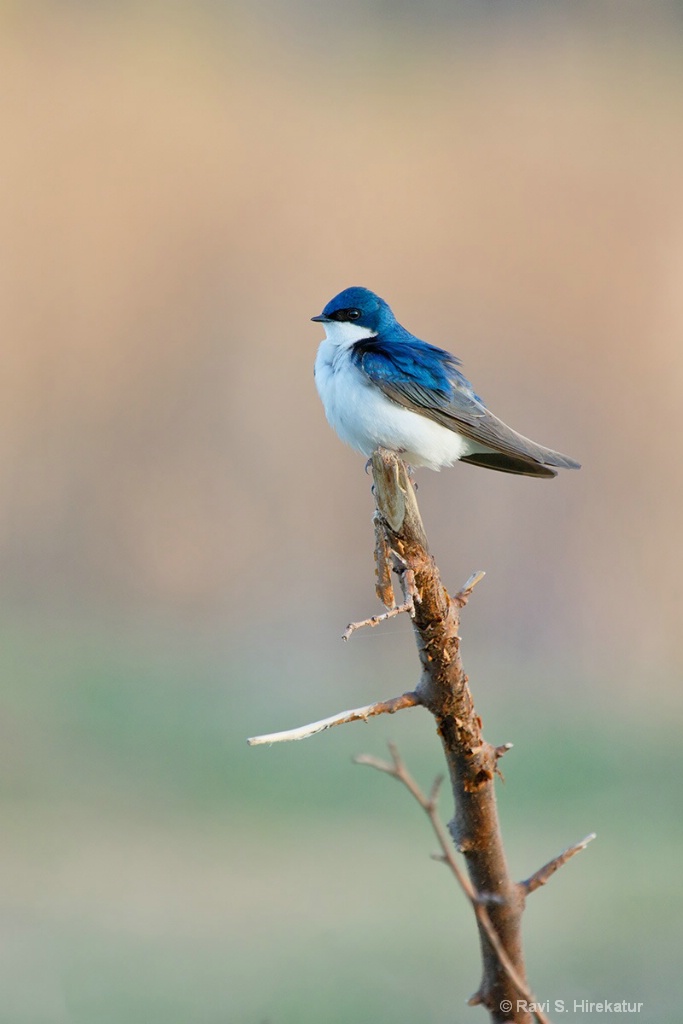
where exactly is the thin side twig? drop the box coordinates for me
[521,834,597,895]
[247,691,420,746]
[342,599,414,641]
[453,569,487,608]
[355,743,551,1024]
[345,543,421,641]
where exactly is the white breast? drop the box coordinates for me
[314,326,479,471]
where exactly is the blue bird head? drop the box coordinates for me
[311,287,395,334]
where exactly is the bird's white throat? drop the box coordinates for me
[319,320,377,349]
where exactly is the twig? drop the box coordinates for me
[247,692,420,746]
[493,742,514,781]
[347,547,421,641]
[355,743,551,1024]
[454,569,487,607]
[521,834,597,895]
[342,599,414,641]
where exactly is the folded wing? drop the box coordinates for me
[354,337,580,478]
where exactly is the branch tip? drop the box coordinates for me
[463,569,487,592]
[387,739,401,765]
[428,774,444,805]
[248,692,419,746]
[454,569,486,606]
[522,832,597,894]
[495,742,514,758]
[354,753,393,773]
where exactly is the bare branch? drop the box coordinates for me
[521,834,597,895]
[353,752,396,774]
[247,691,420,746]
[454,569,487,607]
[345,545,421,641]
[493,742,514,782]
[356,745,551,1024]
[364,450,574,1022]
[428,774,444,805]
[250,449,591,1023]
[342,598,414,641]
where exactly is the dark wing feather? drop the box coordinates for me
[355,338,580,473]
[459,452,557,478]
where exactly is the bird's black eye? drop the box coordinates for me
[329,307,363,322]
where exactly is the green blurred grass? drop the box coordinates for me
[0,614,680,1022]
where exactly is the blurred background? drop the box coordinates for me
[0,1,682,1021]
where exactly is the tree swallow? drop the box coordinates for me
[313,286,580,478]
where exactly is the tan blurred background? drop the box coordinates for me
[0,3,681,1022]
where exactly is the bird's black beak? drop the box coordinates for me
[311,314,330,323]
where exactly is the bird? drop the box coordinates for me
[312,286,580,478]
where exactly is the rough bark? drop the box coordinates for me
[371,448,530,1023]
[249,447,594,1024]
